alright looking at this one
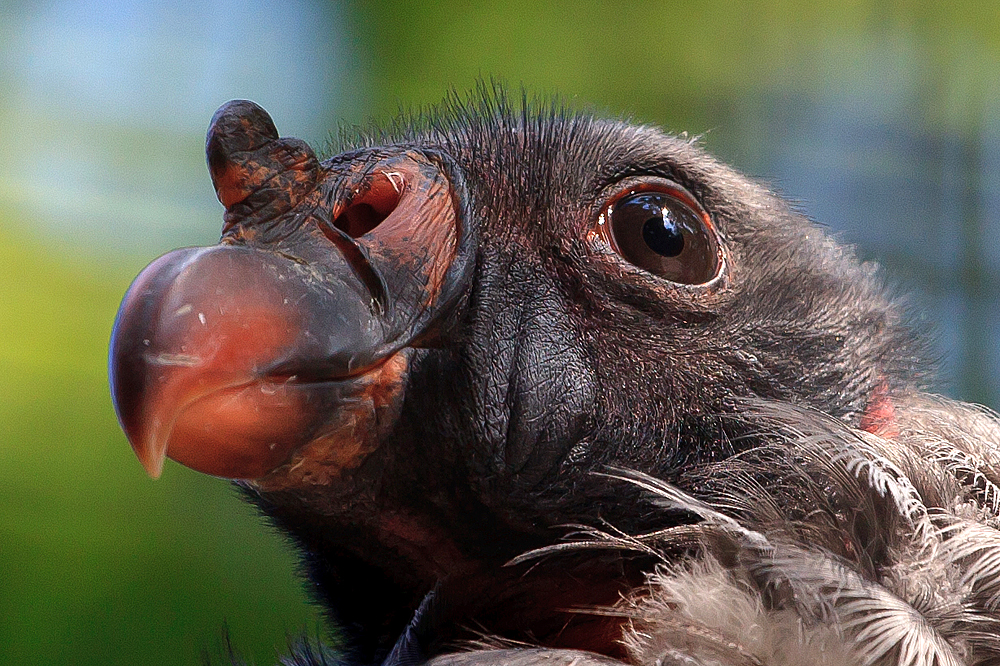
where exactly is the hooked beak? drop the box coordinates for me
[109,102,471,482]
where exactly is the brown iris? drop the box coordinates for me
[596,185,721,285]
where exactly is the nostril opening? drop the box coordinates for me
[333,172,403,238]
[335,203,384,237]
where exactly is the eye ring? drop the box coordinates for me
[593,181,723,286]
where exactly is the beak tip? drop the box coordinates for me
[144,460,164,480]
[133,436,168,480]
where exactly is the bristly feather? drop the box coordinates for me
[203,629,345,666]
[467,398,1000,666]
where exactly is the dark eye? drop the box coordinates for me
[596,187,721,285]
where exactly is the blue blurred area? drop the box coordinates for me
[3,1,1000,664]
[0,0,358,253]
[728,33,1000,405]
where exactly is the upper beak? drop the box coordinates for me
[109,244,387,479]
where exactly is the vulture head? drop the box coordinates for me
[109,93,1000,666]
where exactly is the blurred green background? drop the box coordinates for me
[3,1,1000,663]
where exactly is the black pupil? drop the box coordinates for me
[607,189,717,284]
[641,207,684,257]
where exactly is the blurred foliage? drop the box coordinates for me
[351,0,1000,143]
[3,1,1000,664]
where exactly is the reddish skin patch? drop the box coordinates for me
[325,153,460,309]
[860,381,899,438]
[378,511,472,579]
[456,560,639,660]
[364,157,459,300]
[254,353,411,492]
[333,171,403,237]
[550,617,630,660]
[214,162,252,207]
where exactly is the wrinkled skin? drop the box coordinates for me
[110,91,924,664]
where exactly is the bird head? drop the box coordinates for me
[109,92,923,658]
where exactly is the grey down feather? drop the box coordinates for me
[426,395,1000,666]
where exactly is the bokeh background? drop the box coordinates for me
[3,1,1000,663]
